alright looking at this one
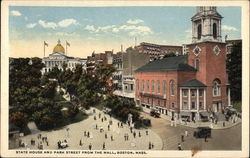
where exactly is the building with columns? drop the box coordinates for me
[135,6,230,121]
[41,40,87,74]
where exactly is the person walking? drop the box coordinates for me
[89,143,92,150]
[181,134,184,142]
[111,135,114,141]
[124,134,126,141]
[139,131,141,137]
[146,130,148,136]
[117,122,120,128]
[46,140,49,146]
[121,122,123,128]
[105,133,107,139]
[79,139,82,146]
[108,125,110,131]
[178,143,182,150]
[151,143,154,149]
[204,135,207,142]
[133,131,136,138]
[87,131,90,138]
[130,127,133,133]
[84,131,86,136]
[96,124,98,130]
[102,142,105,150]
[148,142,151,149]
[101,118,104,122]
[185,130,188,137]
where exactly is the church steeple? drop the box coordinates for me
[192,6,223,43]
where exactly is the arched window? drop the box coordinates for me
[195,59,200,71]
[213,23,217,39]
[170,80,175,96]
[213,79,221,96]
[197,24,202,39]
[151,80,154,92]
[163,80,167,94]
[142,80,144,91]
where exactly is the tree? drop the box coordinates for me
[226,42,242,102]
[10,112,29,129]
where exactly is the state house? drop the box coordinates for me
[135,7,230,121]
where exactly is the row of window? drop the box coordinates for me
[182,89,204,97]
[136,80,175,96]
[182,101,204,110]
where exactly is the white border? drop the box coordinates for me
[1,0,249,157]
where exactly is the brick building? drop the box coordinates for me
[135,6,230,121]
[135,42,183,61]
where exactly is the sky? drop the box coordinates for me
[9,6,241,58]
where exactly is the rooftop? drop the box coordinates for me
[135,55,196,72]
[179,79,206,87]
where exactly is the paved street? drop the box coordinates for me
[140,112,241,150]
[18,108,162,150]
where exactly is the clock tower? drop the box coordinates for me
[187,6,229,112]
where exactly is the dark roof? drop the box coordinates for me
[180,79,206,87]
[135,55,196,72]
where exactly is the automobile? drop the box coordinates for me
[142,118,151,126]
[150,108,160,118]
[193,127,211,138]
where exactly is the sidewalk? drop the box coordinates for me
[142,107,241,130]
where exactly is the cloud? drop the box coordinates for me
[84,24,153,36]
[11,10,22,16]
[26,23,37,28]
[55,32,79,37]
[95,25,116,33]
[119,25,153,36]
[127,19,144,24]
[84,25,96,32]
[38,20,57,29]
[25,17,28,21]
[222,25,238,31]
[58,19,78,27]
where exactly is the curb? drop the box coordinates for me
[141,110,241,130]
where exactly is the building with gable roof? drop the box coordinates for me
[135,6,230,121]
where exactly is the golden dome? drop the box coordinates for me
[53,40,65,53]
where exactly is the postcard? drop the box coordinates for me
[1,0,249,157]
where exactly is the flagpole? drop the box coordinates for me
[44,42,45,57]
[66,41,67,55]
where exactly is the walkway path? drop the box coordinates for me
[18,108,163,150]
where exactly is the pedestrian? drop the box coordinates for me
[46,140,49,146]
[146,130,148,135]
[89,143,92,150]
[111,135,113,141]
[105,133,107,139]
[223,121,225,127]
[139,131,141,137]
[108,125,110,131]
[102,142,105,150]
[57,141,61,149]
[178,143,182,150]
[104,116,107,121]
[127,134,129,141]
[99,113,101,118]
[185,130,188,137]
[151,143,154,149]
[94,116,96,120]
[80,139,82,146]
[204,135,207,142]
[130,127,133,133]
[148,142,151,149]
[118,122,120,128]
[84,131,86,136]
[133,131,136,138]
[87,131,90,138]
[96,124,98,129]
[181,135,184,142]
[101,118,103,122]
[121,122,123,128]
[124,134,126,141]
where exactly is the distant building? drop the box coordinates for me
[226,39,242,54]
[112,52,123,90]
[135,6,230,121]
[135,42,183,60]
[41,40,87,74]
[86,51,113,73]
[113,47,150,99]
